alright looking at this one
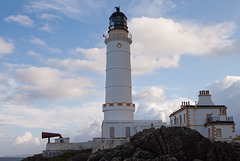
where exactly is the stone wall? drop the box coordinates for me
[92,137,129,153]
[43,141,93,158]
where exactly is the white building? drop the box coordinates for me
[169,90,236,142]
[92,7,165,152]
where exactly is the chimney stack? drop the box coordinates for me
[197,90,214,105]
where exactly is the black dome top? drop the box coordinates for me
[109,8,127,19]
[108,7,128,31]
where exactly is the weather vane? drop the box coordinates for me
[115,6,120,12]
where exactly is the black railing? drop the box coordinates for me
[206,116,234,124]
[227,116,233,121]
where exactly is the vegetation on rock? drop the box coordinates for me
[22,149,92,161]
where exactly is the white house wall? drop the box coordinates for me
[214,124,235,141]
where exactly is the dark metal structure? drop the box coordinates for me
[42,132,62,143]
[109,7,128,31]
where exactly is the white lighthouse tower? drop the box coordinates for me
[102,7,135,138]
[92,8,165,152]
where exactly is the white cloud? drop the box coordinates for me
[4,15,34,27]
[0,37,14,57]
[11,66,95,101]
[43,16,236,75]
[39,23,53,33]
[38,13,61,20]
[209,39,240,57]
[132,55,180,75]
[130,17,235,56]
[0,73,17,101]
[27,50,41,58]
[0,128,7,138]
[12,132,40,146]
[133,86,191,122]
[128,0,176,17]
[0,102,102,155]
[73,118,102,142]
[134,86,166,102]
[207,76,240,134]
[0,66,96,103]
[206,76,240,102]
[30,37,61,54]
[128,17,236,74]
[48,47,105,73]
[0,73,7,82]
[25,0,104,20]
[0,101,102,129]
[30,37,46,46]
[27,51,43,63]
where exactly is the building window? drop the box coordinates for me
[177,117,179,125]
[180,115,182,126]
[208,128,211,138]
[174,117,176,125]
[206,114,212,118]
[206,114,212,123]
[126,127,130,137]
[110,127,115,138]
[170,119,173,125]
[216,129,222,137]
[220,108,225,114]
[184,114,186,123]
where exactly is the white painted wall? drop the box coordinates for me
[102,103,135,120]
[102,120,135,138]
[198,96,214,105]
[170,109,187,126]
[105,36,132,104]
[103,29,134,123]
[195,108,219,125]
[102,120,166,138]
[215,124,235,140]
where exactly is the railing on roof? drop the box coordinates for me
[227,116,233,121]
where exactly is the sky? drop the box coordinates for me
[0,0,240,157]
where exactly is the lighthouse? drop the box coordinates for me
[92,7,165,152]
[102,7,135,138]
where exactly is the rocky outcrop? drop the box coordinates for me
[23,126,240,161]
[88,126,240,161]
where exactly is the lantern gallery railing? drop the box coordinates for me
[103,32,132,40]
